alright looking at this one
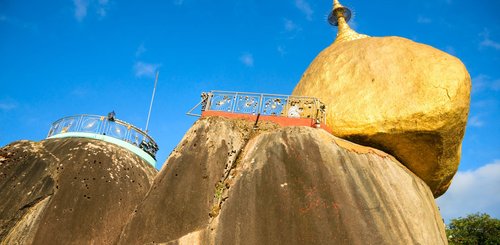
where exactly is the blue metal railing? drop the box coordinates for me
[187,90,327,123]
[47,114,159,159]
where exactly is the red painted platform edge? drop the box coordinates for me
[201,111,332,134]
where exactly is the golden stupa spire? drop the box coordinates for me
[328,0,369,44]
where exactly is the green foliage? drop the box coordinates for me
[446,213,500,245]
[214,181,225,201]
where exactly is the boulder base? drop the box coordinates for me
[118,117,447,244]
[0,138,157,244]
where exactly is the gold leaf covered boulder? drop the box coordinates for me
[292,0,471,197]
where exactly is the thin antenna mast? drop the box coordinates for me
[145,70,159,133]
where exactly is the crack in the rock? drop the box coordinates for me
[19,194,53,212]
[432,85,451,100]
[209,120,262,220]
[0,194,53,240]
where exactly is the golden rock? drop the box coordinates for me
[293,36,471,197]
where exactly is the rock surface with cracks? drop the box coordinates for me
[118,116,447,244]
[293,36,471,197]
[0,138,157,245]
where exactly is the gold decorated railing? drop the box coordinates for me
[187,90,326,123]
[47,114,159,159]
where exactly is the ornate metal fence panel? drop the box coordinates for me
[129,130,145,147]
[209,93,235,112]
[261,95,287,116]
[234,93,260,114]
[187,90,327,124]
[47,114,159,159]
[80,116,101,133]
[107,122,128,139]
[59,116,79,133]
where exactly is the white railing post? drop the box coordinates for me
[284,96,290,118]
[231,92,239,113]
[206,92,213,111]
[76,115,84,131]
[258,93,264,114]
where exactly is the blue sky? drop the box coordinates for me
[1,0,499,222]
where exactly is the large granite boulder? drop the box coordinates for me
[292,36,471,197]
[0,138,157,244]
[118,116,447,244]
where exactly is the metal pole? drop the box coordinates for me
[145,70,159,133]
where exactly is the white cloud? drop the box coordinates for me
[284,18,298,32]
[295,0,313,21]
[417,15,432,24]
[96,8,106,18]
[472,74,500,93]
[492,79,500,91]
[0,102,17,111]
[468,115,484,127]
[472,74,488,93]
[173,0,185,6]
[74,0,89,22]
[96,0,109,18]
[281,18,301,40]
[71,87,89,97]
[277,45,286,56]
[135,43,147,57]
[481,39,500,50]
[73,0,110,21]
[471,99,497,109]
[437,161,500,222]
[445,46,456,56]
[134,61,160,78]
[479,29,500,50]
[0,15,38,31]
[239,53,254,67]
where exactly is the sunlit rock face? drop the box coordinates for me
[0,138,157,244]
[117,116,264,244]
[118,116,447,244]
[293,36,471,197]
